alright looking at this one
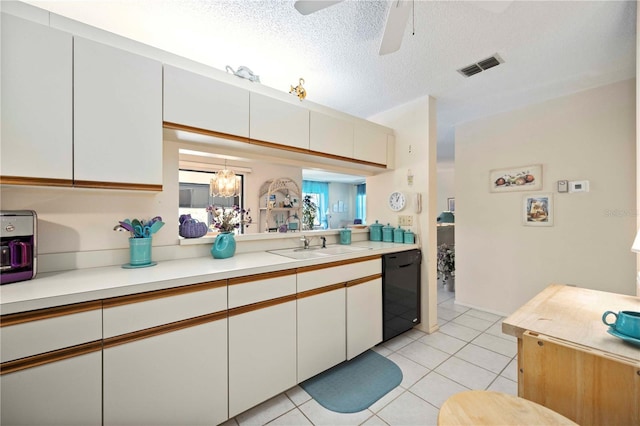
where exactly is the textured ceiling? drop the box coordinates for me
[26,0,637,163]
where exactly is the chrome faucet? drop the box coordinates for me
[300,235,310,249]
[320,236,326,248]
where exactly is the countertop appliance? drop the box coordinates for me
[382,249,421,342]
[1,210,37,285]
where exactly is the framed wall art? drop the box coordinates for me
[523,193,553,226]
[490,164,542,192]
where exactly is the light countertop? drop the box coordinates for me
[502,284,640,363]
[1,242,418,315]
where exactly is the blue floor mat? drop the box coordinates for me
[300,350,403,413]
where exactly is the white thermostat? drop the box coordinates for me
[569,180,590,193]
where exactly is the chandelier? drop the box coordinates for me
[210,162,240,198]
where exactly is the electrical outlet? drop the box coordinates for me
[399,215,413,226]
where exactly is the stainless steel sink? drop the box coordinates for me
[268,245,371,260]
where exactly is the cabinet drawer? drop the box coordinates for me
[0,302,102,363]
[297,258,381,292]
[103,281,226,338]
[229,270,296,308]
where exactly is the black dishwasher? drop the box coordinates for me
[382,249,421,342]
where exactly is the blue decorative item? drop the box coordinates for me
[211,232,236,259]
[129,237,152,266]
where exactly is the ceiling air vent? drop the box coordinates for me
[457,54,504,78]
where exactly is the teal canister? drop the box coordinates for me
[393,226,405,243]
[382,223,394,242]
[404,230,415,244]
[369,220,383,241]
[339,228,352,245]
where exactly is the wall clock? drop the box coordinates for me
[388,191,406,211]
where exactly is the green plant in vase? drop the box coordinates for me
[302,195,317,231]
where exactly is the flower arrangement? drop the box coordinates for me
[437,243,455,278]
[302,195,317,231]
[206,205,252,233]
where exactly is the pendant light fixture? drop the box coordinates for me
[210,160,240,198]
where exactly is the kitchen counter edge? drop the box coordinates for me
[0,242,419,315]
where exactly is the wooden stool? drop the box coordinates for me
[438,390,578,425]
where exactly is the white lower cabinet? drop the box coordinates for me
[0,302,103,425]
[346,276,383,360]
[102,281,228,425]
[228,299,297,418]
[103,319,228,426]
[1,351,102,426]
[297,287,346,382]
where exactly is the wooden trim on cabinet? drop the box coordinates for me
[228,269,296,286]
[296,255,380,273]
[346,274,382,287]
[248,138,311,155]
[307,148,386,169]
[297,283,345,300]
[0,340,102,375]
[0,175,73,187]
[0,300,103,327]
[103,310,227,349]
[228,294,296,317]
[163,121,251,144]
[73,180,162,191]
[163,122,387,169]
[103,280,227,309]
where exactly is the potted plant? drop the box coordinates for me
[302,195,317,231]
[206,205,252,259]
[437,243,455,291]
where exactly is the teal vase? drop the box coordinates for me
[129,237,152,265]
[211,232,236,259]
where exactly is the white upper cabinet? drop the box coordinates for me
[354,122,389,166]
[249,93,309,150]
[1,13,73,182]
[310,111,354,159]
[163,65,249,137]
[74,37,162,188]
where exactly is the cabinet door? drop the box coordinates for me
[309,111,354,158]
[250,93,309,150]
[354,123,388,165]
[104,319,228,426]
[1,349,101,425]
[74,37,162,188]
[1,13,73,182]
[347,277,383,359]
[297,287,346,382]
[229,300,297,417]
[164,65,249,137]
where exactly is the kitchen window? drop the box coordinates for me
[179,169,248,235]
[302,180,329,228]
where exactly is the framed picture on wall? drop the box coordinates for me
[447,197,455,212]
[523,193,553,226]
[490,164,542,192]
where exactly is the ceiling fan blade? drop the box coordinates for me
[294,0,343,15]
[379,0,412,56]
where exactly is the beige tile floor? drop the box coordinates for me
[223,287,517,426]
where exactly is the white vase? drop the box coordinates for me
[444,275,455,292]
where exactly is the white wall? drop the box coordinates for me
[455,79,637,315]
[437,164,455,215]
[368,96,439,333]
[636,3,639,296]
[327,182,356,229]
